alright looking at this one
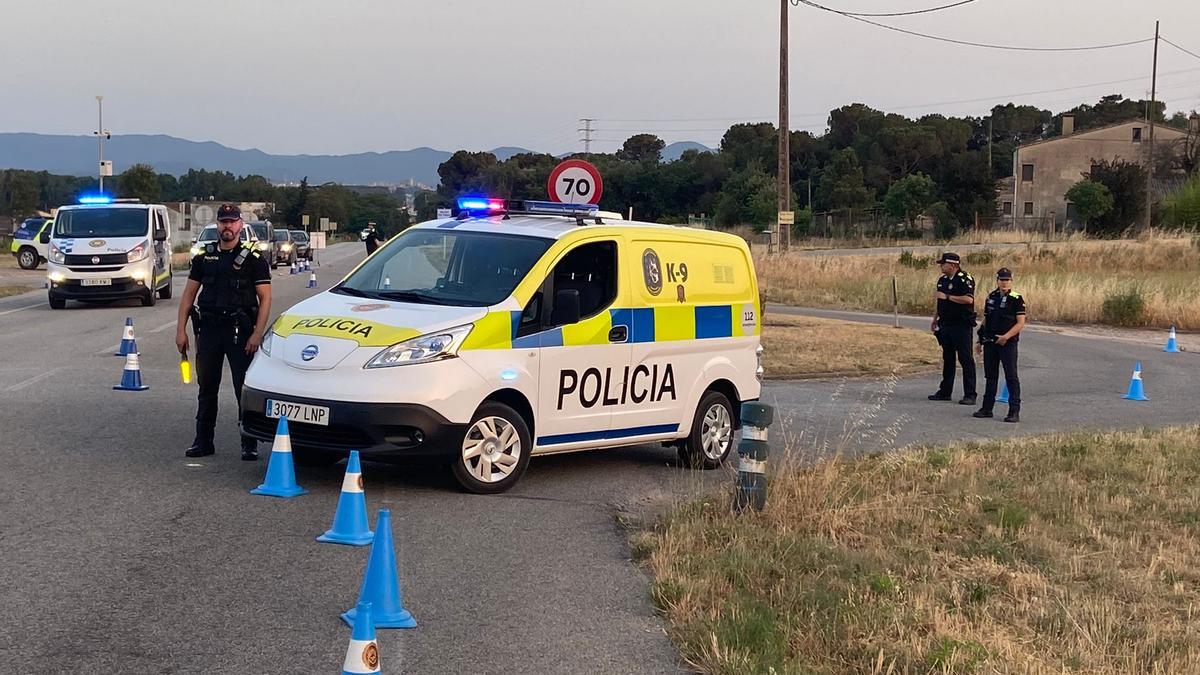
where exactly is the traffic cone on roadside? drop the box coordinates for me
[115,317,138,356]
[290,261,297,275]
[341,601,382,675]
[251,417,307,498]
[341,509,417,630]
[112,352,150,391]
[317,451,374,546]
[996,381,1009,403]
[1122,362,1150,401]
[308,271,317,288]
[1165,326,1181,353]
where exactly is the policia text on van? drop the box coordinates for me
[241,199,763,493]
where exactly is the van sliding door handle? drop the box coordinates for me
[608,325,628,343]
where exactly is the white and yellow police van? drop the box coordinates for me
[241,199,763,493]
[45,196,175,309]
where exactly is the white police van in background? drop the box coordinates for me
[242,198,763,494]
[44,196,174,309]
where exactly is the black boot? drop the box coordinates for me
[185,441,215,457]
[972,408,993,418]
[241,437,259,461]
[1004,408,1020,423]
[958,395,977,406]
[928,392,952,401]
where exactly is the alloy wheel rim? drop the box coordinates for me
[700,404,732,461]
[462,416,522,483]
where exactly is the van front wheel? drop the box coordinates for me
[451,402,532,494]
[679,390,735,469]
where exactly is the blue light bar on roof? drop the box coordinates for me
[523,200,599,216]
[456,197,506,213]
[78,194,114,204]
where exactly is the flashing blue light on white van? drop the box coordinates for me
[78,194,114,204]
[456,197,506,213]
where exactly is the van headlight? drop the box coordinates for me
[190,245,203,256]
[257,242,270,251]
[127,239,150,263]
[280,243,292,251]
[365,325,473,369]
[260,328,275,357]
[49,243,65,264]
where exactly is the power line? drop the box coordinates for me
[1163,37,1200,62]
[791,0,979,17]
[797,0,1153,52]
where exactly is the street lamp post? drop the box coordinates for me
[94,95,111,191]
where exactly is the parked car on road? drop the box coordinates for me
[289,230,312,260]
[273,228,298,267]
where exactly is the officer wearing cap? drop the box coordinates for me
[928,252,977,405]
[974,267,1026,423]
[175,204,273,460]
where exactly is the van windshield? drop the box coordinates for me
[54,208,147,238]
[335,229,552,307]
[197,228,219,242]
[250,224,269,240]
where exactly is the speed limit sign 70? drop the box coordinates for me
[547,159,604,204]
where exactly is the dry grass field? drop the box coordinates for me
[761,313,938,379]
[756,232,1200,330]
[633,426,1200,674]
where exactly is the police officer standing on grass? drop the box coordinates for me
[929,252,978,405]
[974,267,1026,423]
[176,204,273,460]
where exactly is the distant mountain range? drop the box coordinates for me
[0,133,714,187]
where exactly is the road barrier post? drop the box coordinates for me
[733,402,773,513]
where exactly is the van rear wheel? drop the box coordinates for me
[678,390,735,470]
[451,402,532,494]
[17,247,39,270]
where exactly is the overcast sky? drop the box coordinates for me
[2,0,1198,156]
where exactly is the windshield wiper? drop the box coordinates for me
[330,286,376,298]
[376,290,454,306]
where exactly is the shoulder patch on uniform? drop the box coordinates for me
[1010,292,1021,299]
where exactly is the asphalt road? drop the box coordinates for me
[2,245,1196,674]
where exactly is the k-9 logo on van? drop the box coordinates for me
[558,363,676,410]
[642,248,663,296]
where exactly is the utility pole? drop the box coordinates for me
[1145,20,1159,231]
[987,116,993,174]
[94,95,110,192]
[578,118,595,157]
[778,0,791,251]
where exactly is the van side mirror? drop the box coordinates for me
[551,289,581,326]
[39,231,50,244]
[153,228,168,242]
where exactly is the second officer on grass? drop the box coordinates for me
[176,204,273,460]
[929,252,977,405]
[974,267,1026,423]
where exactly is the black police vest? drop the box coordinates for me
[197,243,260,311]
[983,290,1020,338]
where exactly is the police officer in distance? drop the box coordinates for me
[362,222,380,256]
[928,252,977,405]
[176,204,273,460]
[973,267,1026,423]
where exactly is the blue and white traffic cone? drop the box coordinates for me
[383,277,391,290]
[342,509,417,630]
[341,601,382,675]
[317,450,374,546]
[290,261,297,275]
[1165,325,1181,353]
[251,417,307,498]
[1122,362,1149,401]
[113,352,150,391]
[996,381,1009,403]
[115,317,138,356]
[307,271,317,288]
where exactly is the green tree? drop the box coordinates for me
[815,148,873,210]
[1087,159,1147,235]
[719,123,777,173]
[616,134,665,163]
[927,201,958,239]
[883,173,937,225]
[437,151,499,200]
[714,162,777,229]
[118,164,160,203]
[1164,175,1200,228]
[1065,180,1115,230]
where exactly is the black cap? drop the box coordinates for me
[996,267,1013,280]
[216,204,242,221]
[936,252,961,264]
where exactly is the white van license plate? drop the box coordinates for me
[81,278,112,286]
[265,399,330,426]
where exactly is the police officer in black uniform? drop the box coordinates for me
[363,222,380,256]
[973,267,1026,423]
[176,204,273,460]
[928,252,977,405]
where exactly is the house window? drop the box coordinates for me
[1002,201,1013,216]
[1023,202,1034,216]
[1021,164,1034,182]
[1132,127,1142,143]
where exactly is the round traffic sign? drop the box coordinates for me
[547,159,603,204]
[193,204,214,226]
